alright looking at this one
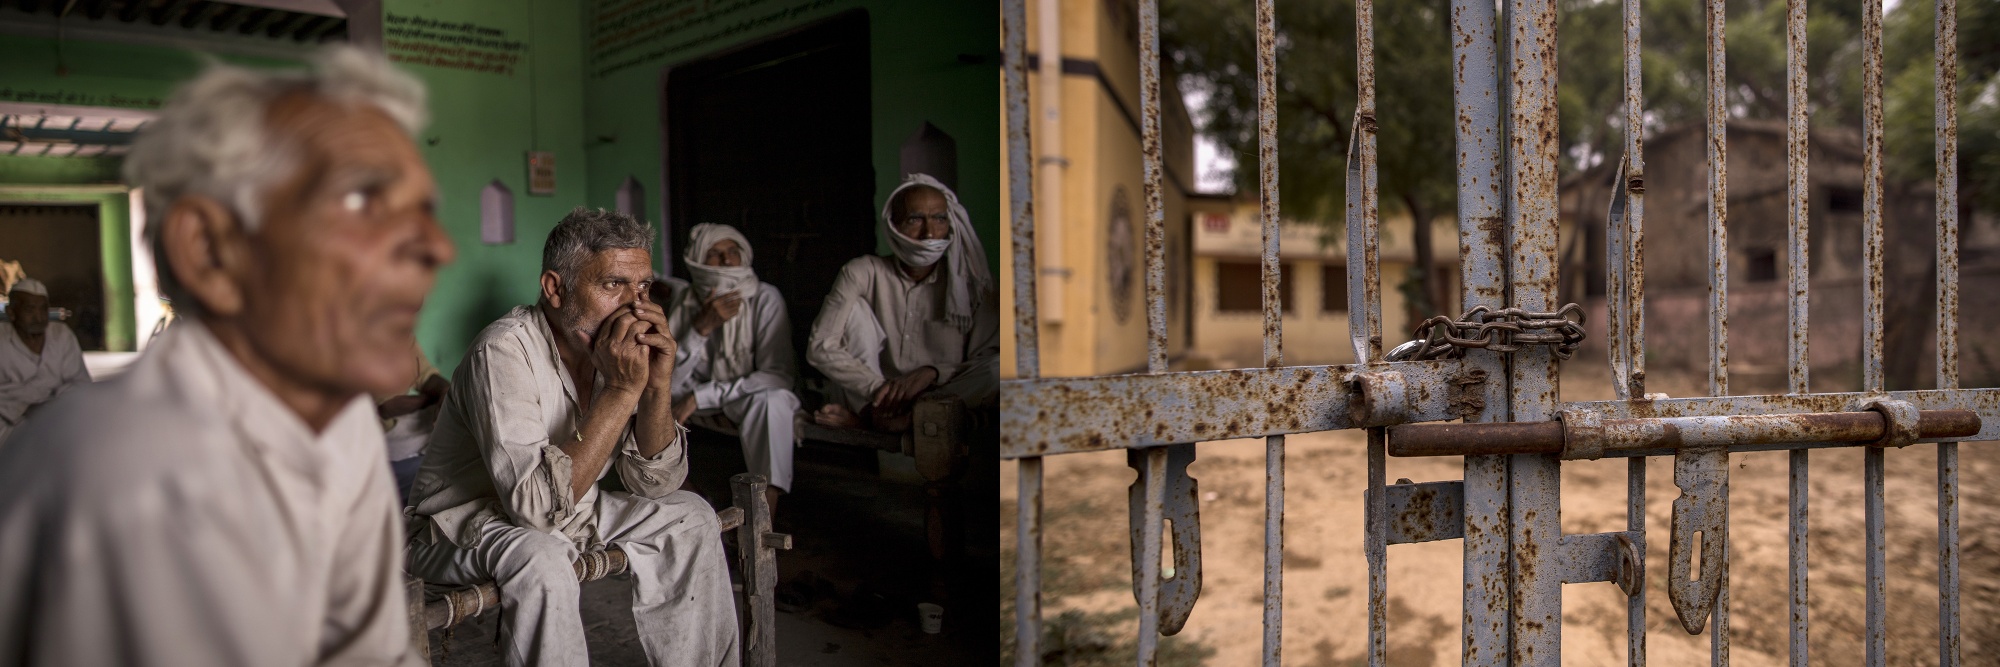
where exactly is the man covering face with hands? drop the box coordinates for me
[406,207,738,667]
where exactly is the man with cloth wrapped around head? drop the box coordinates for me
[655,222,799,514]
[807,173,998,433]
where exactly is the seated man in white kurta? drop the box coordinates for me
[0,48,439,665]
[405,207,738,667]
[0,278,90,445]
[655,223,799,513]
[807,173,999,433]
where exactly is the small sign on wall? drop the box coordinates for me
[527,151,556,195]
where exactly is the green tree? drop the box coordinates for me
[1162,0,1457,321]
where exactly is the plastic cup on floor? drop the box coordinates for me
[917,602,943,634]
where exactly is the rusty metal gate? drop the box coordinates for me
[1003,0,1986,664]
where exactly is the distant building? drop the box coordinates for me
[1559,120,2000,392]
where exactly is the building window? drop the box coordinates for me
[1216,260,1292,313]
[1827,186,1864,213]
[1323,264,1349,313]
[1746,246,1778,282]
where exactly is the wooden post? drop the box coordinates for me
[732,473,781,667]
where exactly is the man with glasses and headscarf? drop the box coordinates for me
[654,223,799,514]
[807,173,998,433]
[404,207,738,667]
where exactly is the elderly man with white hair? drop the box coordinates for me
[0,48,446,665]
[808,173,998,433]
[405,207,738,667]
[653,223,799,513]
[0,278,91,445]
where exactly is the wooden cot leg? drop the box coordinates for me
[732,473,790,667]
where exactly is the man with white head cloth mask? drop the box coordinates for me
[0,278,91,445]
[807,173,998,432]
[0,48,441,665]
[654,223,800,513]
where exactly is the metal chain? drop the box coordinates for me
[1386,303,1588,362]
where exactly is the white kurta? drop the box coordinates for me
[0,320,417,666]
[406,305,738,667]
[806,255,1000,412]
[660,278,801,491]
[0,321,90,444]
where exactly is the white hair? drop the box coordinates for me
[123,46,427,307]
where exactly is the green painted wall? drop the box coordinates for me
[0,36,295,353]
[576,0,1002,273]
[0,1,998,370]
[0,35,297,109]
[385,0,591,373]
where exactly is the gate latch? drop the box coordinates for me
[1667,443,1727,634]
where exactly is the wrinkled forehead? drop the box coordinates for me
[7,291,45,306]
[266,91,433,193]
[585,247,655,280]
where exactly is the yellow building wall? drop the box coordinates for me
[1000,0,1195,380]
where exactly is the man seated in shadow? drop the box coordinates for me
[0,278,91,445]
[653,223,799,514]
[807,173,998,433]
[404,207,738,667]
[0,48,441,664]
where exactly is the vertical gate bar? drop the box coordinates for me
[1864,446,1886,667]
[1861,0,1886,664]
[1366,429,1387,667]
[1862,1,1886,395]
[1702,0,1729,399]
[1613,0,1647,402]
[1351,1,1386,664]
[1703,0,1732,661]
[1935,1,1961,663]
[1348,0,1383,366]
[1627,457,1646,666]
[1619,0,1648,661]
[1135,448,1166,666]
[1783,0,1809,664]
[1139,0,1167,374]
[1252,0,1284,662]
[1506,0,1561,663]
[1016,457,1044,667]
[1002,0,1040,662]
[1449,0,1512,661]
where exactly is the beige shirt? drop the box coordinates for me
[807,255,1000,398]
[407,305,688,549]
[0,320,417,666]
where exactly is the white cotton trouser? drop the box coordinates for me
[406,490,740,667]
[689,388,801,492]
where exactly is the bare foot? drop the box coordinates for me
[814,403,861,429]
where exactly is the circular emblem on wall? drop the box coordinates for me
[1107,186,1137,323]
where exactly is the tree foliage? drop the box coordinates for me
[1166,0,2000,221]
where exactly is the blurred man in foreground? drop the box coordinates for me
[0,48,447,665]
[0,278,90,444]
[658,223,799,514]
[405,208,738,667]
[808,173,998,433]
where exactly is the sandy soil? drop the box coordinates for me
[1000,370,2000,666]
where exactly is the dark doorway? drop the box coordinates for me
[664,9,873,361]
[0,203,105,351]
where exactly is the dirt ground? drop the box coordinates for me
[999,369,2000,666]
